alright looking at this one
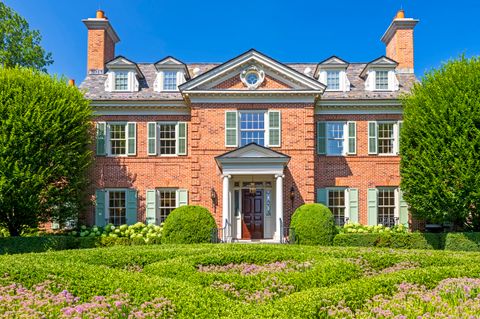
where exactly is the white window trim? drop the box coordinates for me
[320,69,350,92]
[158,122,178,157]
[376,187,400,224]
[106,122,128,157]
[367,69,399,92]
[324,121,348,156]
[238,110,269,147]
[376,121,401,156]
[157,188,180,222]
[325,187,349,221]
[154,70,186,92]
[105,71,140,93]
[162,71,178,92]
[104,188,128,223]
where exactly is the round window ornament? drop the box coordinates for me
[240,66,265,90]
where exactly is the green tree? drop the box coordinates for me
[400,56,480,230]
[0,2,53,71]
[0,68,92,236]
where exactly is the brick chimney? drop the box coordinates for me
[381,10,419,73]
[82,10,120,74]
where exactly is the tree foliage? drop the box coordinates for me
[0,68,92,236]
[400,56,480,230]
[0,2,53,71]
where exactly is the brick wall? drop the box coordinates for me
[315,113,402,225]
[386,28,414,71]
[86,29,115,73]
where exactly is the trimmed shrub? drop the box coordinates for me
[333,232,445,250]
[290,204,336,245]
[338,222,408,234]
[444,233,480,251]
[162,205,216,244]
[333,233,381,247]
[0,236,88,254]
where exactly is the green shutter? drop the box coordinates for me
[177,189,188,206]
[147,122,157,155]
[146,190,157,224]
[127,122,136,155]
[316,188,327,205]
[397,121,403,155]
[96,122,106,156]
[317,122,326,155]
[367,188,378,225]
[268,111,281,147]
[368,122,377,154]
[399,189,409,226]
[95,189,106,226]
[225,111,238,147]
[126,189,137,225]
[177,122,187,155]
[348,188,359,223]
[347,121,356,155]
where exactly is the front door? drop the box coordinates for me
[242,189,264,239]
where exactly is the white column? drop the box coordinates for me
[222,175,231,240]
[274,174,284,242]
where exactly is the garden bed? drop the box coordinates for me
[1,244,480,318]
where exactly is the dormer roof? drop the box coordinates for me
[154,56,191,80]
[105,56,145,79]
[314,56,350,78]
[360,56,398,78]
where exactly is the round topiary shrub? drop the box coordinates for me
[290,204,336,245]
[162,205,216,244]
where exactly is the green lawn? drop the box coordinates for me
[1,244,480,318]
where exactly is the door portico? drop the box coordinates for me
[215,143,290,242]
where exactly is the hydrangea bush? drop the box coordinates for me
[68,222,162,244]
[337,222,408,234]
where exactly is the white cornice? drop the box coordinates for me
[82,18,120,43]
[381,18,419,44]
[316,99,402,114]
[90,100,186,107]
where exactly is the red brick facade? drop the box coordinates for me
[80,9,421,237]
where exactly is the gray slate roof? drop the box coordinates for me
[79,62,416,101]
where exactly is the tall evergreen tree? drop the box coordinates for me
[0,2,53,71]
[401,56,480,230]
[0,68,92,236]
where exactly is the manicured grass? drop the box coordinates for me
[1,244,480,318]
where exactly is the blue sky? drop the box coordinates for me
[4,0,479,82]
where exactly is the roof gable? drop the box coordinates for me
[105,56,144,78]
[314,55,350,78]
[217,143,290,159]
[154,56,190,79]
[360,56,398,78]
[179,49,326,92]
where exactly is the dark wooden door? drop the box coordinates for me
[242,189,264,239]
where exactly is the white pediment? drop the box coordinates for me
[179,49,326,92]
[219,143,289,159]
[106,56,135,67]
[319,56,349,66]
[368,56,398,66]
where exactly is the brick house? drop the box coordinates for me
[79,9,419,242]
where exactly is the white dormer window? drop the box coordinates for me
[375,70,389,90]
[163,71,178,91]
[326,71,340,90]
[114,72,129,91]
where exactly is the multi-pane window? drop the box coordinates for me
[108,190,126,226]
[240,112,265,146]
[114,72,129,91]
[158,189,176,222]
[328,189,346,226]
[109,124,127,155]
[326,71,340,90]
[327,122,345,155]
[159,124,176,155]
[375,70,389,90]
[378,123,395,154]
[163,71,177,91]
[378,188,396,227]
